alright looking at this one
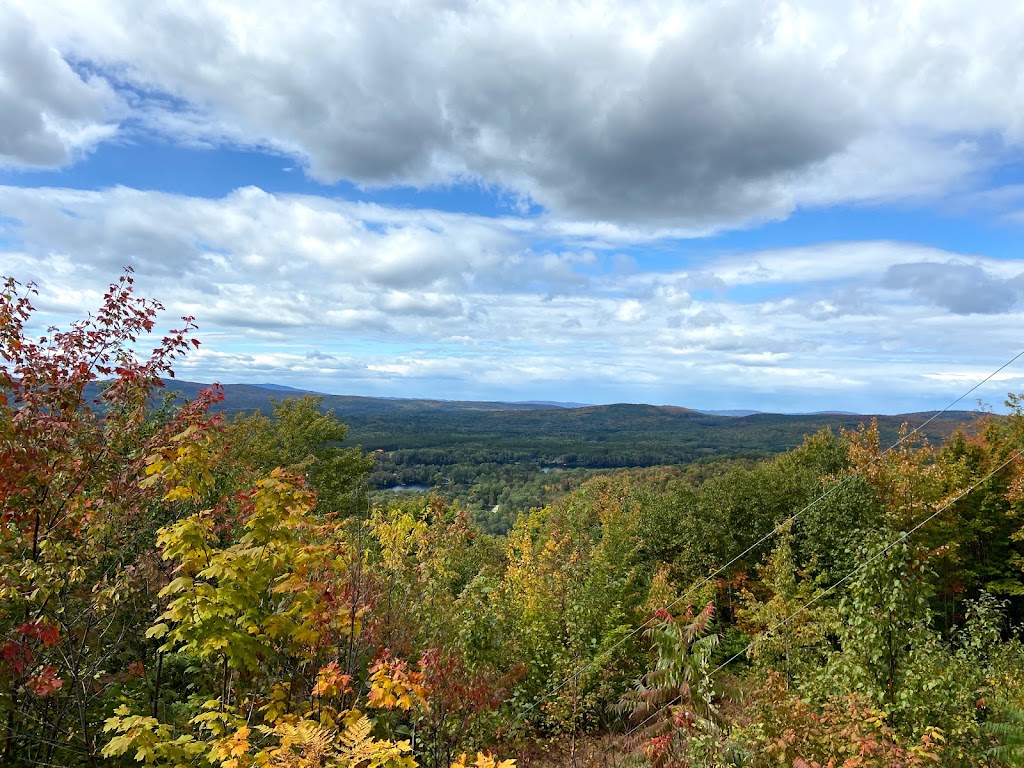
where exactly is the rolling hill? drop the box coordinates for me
[152,380,981,468]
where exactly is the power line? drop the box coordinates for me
[619,446,1024,743]
[520,347,1024,719]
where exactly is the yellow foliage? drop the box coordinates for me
[450,751,516,768]
[367,656,429,712]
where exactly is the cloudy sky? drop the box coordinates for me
[2,0,1024,412]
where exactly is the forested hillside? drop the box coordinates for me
[3,275,1024,768]
[156,380,978,464]
[154,380,980,533]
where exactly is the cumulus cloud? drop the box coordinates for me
[2,183,1023,411]
[687,308,727,328]
[375,291,468,319]
[0,8,120,168]
[9,0,1024,228]
[883,262,1024,314]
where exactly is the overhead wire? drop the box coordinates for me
[520,347,1024,719]
[618,446,1024,743]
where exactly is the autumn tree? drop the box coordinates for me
[0,271,220,766]
[225,396,373,517]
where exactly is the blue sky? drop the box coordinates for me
[2,1,1024,413]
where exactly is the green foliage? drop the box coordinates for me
[0,271,220,767]
[6,270,1024,768]
[987,705,1024,766]
[494,476,656,731]
[163,376,977,525]
[617,603,723,768]
[737,526,839,685]
[110,448,501,768]
[830,533,937,717]
[227,395,374,516]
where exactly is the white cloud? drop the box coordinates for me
[705,241,1018,290]
[0,7,120,168]
[1,183,1023,411]
[883,262,1024,314]
[8,0,1024,229]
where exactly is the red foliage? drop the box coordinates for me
[419,647,510,716]
[0,269,221,756]
[0,270,211,530]
[26,666,63,696]
[15,619,60,648]
[1,638,33,676]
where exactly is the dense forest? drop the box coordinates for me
[155,381,980,535]
[3,274,1024,768]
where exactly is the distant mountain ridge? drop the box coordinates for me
[141,380,983,470]
[156,381,943,421]
[696,409,763,417]
[696,409,862,417]
[513,400,592,408]
[251,383,324,393]
[155,381,570,415]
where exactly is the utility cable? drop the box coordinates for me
[619,447,1024,743]
[520,347,1024,719]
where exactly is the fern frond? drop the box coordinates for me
[337,713,375,753]
[986,704,1024,765]
[270,718,338,767]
